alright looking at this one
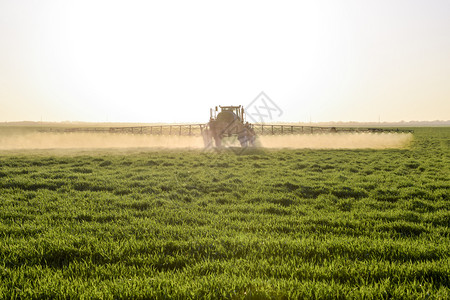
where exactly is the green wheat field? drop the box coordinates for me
[0,127,449,299]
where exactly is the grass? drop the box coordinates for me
[0,127,449,299]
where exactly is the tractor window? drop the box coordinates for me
[220,106,242,119]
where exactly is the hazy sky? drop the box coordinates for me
[1,0,449,123]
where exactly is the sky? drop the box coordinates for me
[1,0,449,123]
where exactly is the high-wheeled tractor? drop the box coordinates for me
[202,105,256,148]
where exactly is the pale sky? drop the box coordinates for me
[1,0,449,123]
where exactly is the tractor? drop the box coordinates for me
[202,105,256,148]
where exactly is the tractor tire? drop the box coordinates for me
[214,136,222,147]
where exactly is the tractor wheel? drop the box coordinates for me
[238,135,248,147]
[249,135,256,147]
[214,136,222,147]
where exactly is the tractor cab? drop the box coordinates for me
[210,105,245,123]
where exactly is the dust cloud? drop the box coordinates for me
[0,132,205,150]
[258,133,413,149]
[0,132,412,150]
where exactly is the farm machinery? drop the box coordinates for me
[202,105,255,147]
[40,104,414,148]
